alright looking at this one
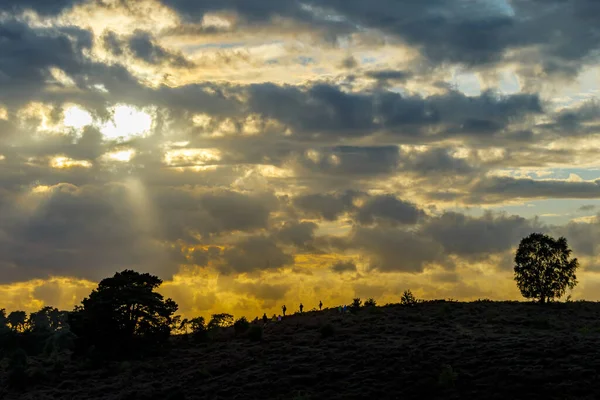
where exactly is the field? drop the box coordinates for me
[4,300,600,400]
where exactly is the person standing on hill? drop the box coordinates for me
[319,300,323,310]
[282,305,287,316]
[299,303,304,313]
[262,313,268,324]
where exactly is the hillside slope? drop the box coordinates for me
[4,301,600,400]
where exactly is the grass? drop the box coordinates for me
[4,301,600,399]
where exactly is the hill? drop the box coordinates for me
[3,300,600,399]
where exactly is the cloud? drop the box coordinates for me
[469,177,600,203]
[293,191,357,221]
[274,221,318,248]
[126,30,194,67]
[330,260,357,274]
[355,195,424,226]
[0,19,93,109]
[0,183,182,283]
[217,235,294,275]
[349,226,445,273]
[0,0,87,15]
[422,211,539,259]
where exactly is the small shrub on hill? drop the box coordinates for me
[401,290,417,306]
[350,298,362,312]
[364,298,377,307]
[233,317,251,336]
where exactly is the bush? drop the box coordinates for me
[233,317,251,337]
[364,298,377,307]
[351,298,362,312]
[401,290,417,306]
[247,325,263,342]
[320,324,335,339]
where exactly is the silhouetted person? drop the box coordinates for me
[319,301,323,310]
[282,305,287,316]
[299,303,304,313]
[262,313,268,324]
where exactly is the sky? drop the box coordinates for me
[1,0,600,319]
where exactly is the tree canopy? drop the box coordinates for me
[70,269,178,356]
[514,233,578,304]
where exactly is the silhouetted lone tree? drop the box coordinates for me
[70,270,178,357]
[514,233,578,304]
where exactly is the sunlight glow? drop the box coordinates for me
[63,105,93,129]
[0,107,7,120]
[50,156,93,169]
[103,149,136,162]
[100,105,153,139]
[163,148,222,166]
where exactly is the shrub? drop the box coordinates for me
[351,298,362,312]
[320,324,335,339]
[364,298,377,307]
[401,290,417,306]
[247,325,263,342]
[233,317,251,337]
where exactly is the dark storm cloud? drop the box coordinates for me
[246,83,375,138]
[0,0,88,15]
[401,147,475,176]
[153,188,279,241]
[159,0,600,76]
[330,260,357,274]
[246,83,541,140]
[365,70,413,83]
[350,226,445,273]
[218,235,294,275]
[188,246,221,267]
[422,211,538,259]
[295,146,400,176]
[293,191,357,221]
[0,183,182,284]
[127,30,194,67]
[469,177,600,203]
[273,221,318,248]
[293,191,426,226]
[550,214,600,258]
[102,31,125,56]
[539,100,600,137]
[355,195,424,226]
[0,19,93,110]
[233,281,291,301]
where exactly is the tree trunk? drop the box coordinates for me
[540,295,546,304]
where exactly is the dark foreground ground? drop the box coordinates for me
[4,300,600,400]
